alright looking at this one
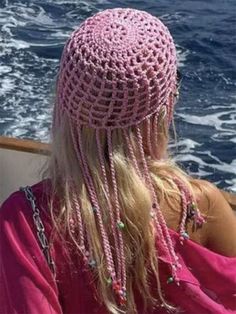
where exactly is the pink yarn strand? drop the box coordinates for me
[70,122,116,277]
[135,126,166,245]
[135,126,180,276]
[172,176,205,238]
[70,185,86,252]
[153,112,159,153]
[77,127,116,274]
[146,119,155,159]
[95,129,122,278]
[123,129,142,179]
[107,129,127,289]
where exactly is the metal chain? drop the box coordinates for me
[20,186,56,275]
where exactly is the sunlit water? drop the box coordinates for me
[0,0,235,191]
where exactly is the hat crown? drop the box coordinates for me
[56,8,177,129]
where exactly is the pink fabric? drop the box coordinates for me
[1,180,236,314]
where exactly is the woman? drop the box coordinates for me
[1,8,236,314]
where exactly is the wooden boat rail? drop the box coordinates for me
[0,136,235,210]
[0,135,50,156]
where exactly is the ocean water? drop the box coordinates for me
[0,0,235,191]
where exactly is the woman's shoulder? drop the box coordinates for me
[191,178,235,214]
[0,179,51,222]
[191,179,236,257]
[191,179,222,210]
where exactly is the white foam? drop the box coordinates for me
[230,137,236,143]
[177,106,236,133]
[225,179,236,193]
[0,77,15,96]
[0,65,12,73]
[170,138,202,153]
[48,0,108,4]
[175,152,236,175]
[176,44,190,68]
[212,159,236,175]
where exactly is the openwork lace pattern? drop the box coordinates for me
[56,8,176,129]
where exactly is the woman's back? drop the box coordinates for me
[1,179,236,313]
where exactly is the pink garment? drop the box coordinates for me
[1,180,236,314]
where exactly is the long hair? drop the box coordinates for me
[44,108,198,314]
[43,8,207,314]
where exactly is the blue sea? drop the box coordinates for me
[0,0,235,191]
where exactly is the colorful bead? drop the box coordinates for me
[69,218,75,225]
[187,204,196,219]
[118,288,127,305]
[112,280,121,292]
[180,231,189,240]
[194,215,206,226]
[150,211,155,218]
[167,276,174,284]
[117,221,125,229]
[88,259,96,268]
[191,202,197,209]
[92,207,97,212]
[106,277,112,285]
[119,296,126,305]
[171,264,177,271]
[119,289,124,296]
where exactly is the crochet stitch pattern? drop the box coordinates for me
[56,8,177,128]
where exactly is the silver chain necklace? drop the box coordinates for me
[20,186,56,275]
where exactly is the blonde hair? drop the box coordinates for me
[45,112,196,314]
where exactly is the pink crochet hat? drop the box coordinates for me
[53,9,200,309]
[56,8,177,128]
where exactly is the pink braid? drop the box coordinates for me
[172,177,189,238]
[95,129,121,278]
[70,185,86,253]
[123,129,142,179]
[107,129,127,293]
[77,127,116,274]
[70,122,116,278]
[135,125,167,244]
[136,126,181,278]
[153,112,159,153]
[146,119,155,158]
[172,177,205,240]
[70,188,95,264]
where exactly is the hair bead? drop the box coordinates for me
[117,221,125,229]
[88,259,97,268]
[106,277,112,285]
[180,231,189,240]
[167,276,174,284]
[92,206,97,213]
